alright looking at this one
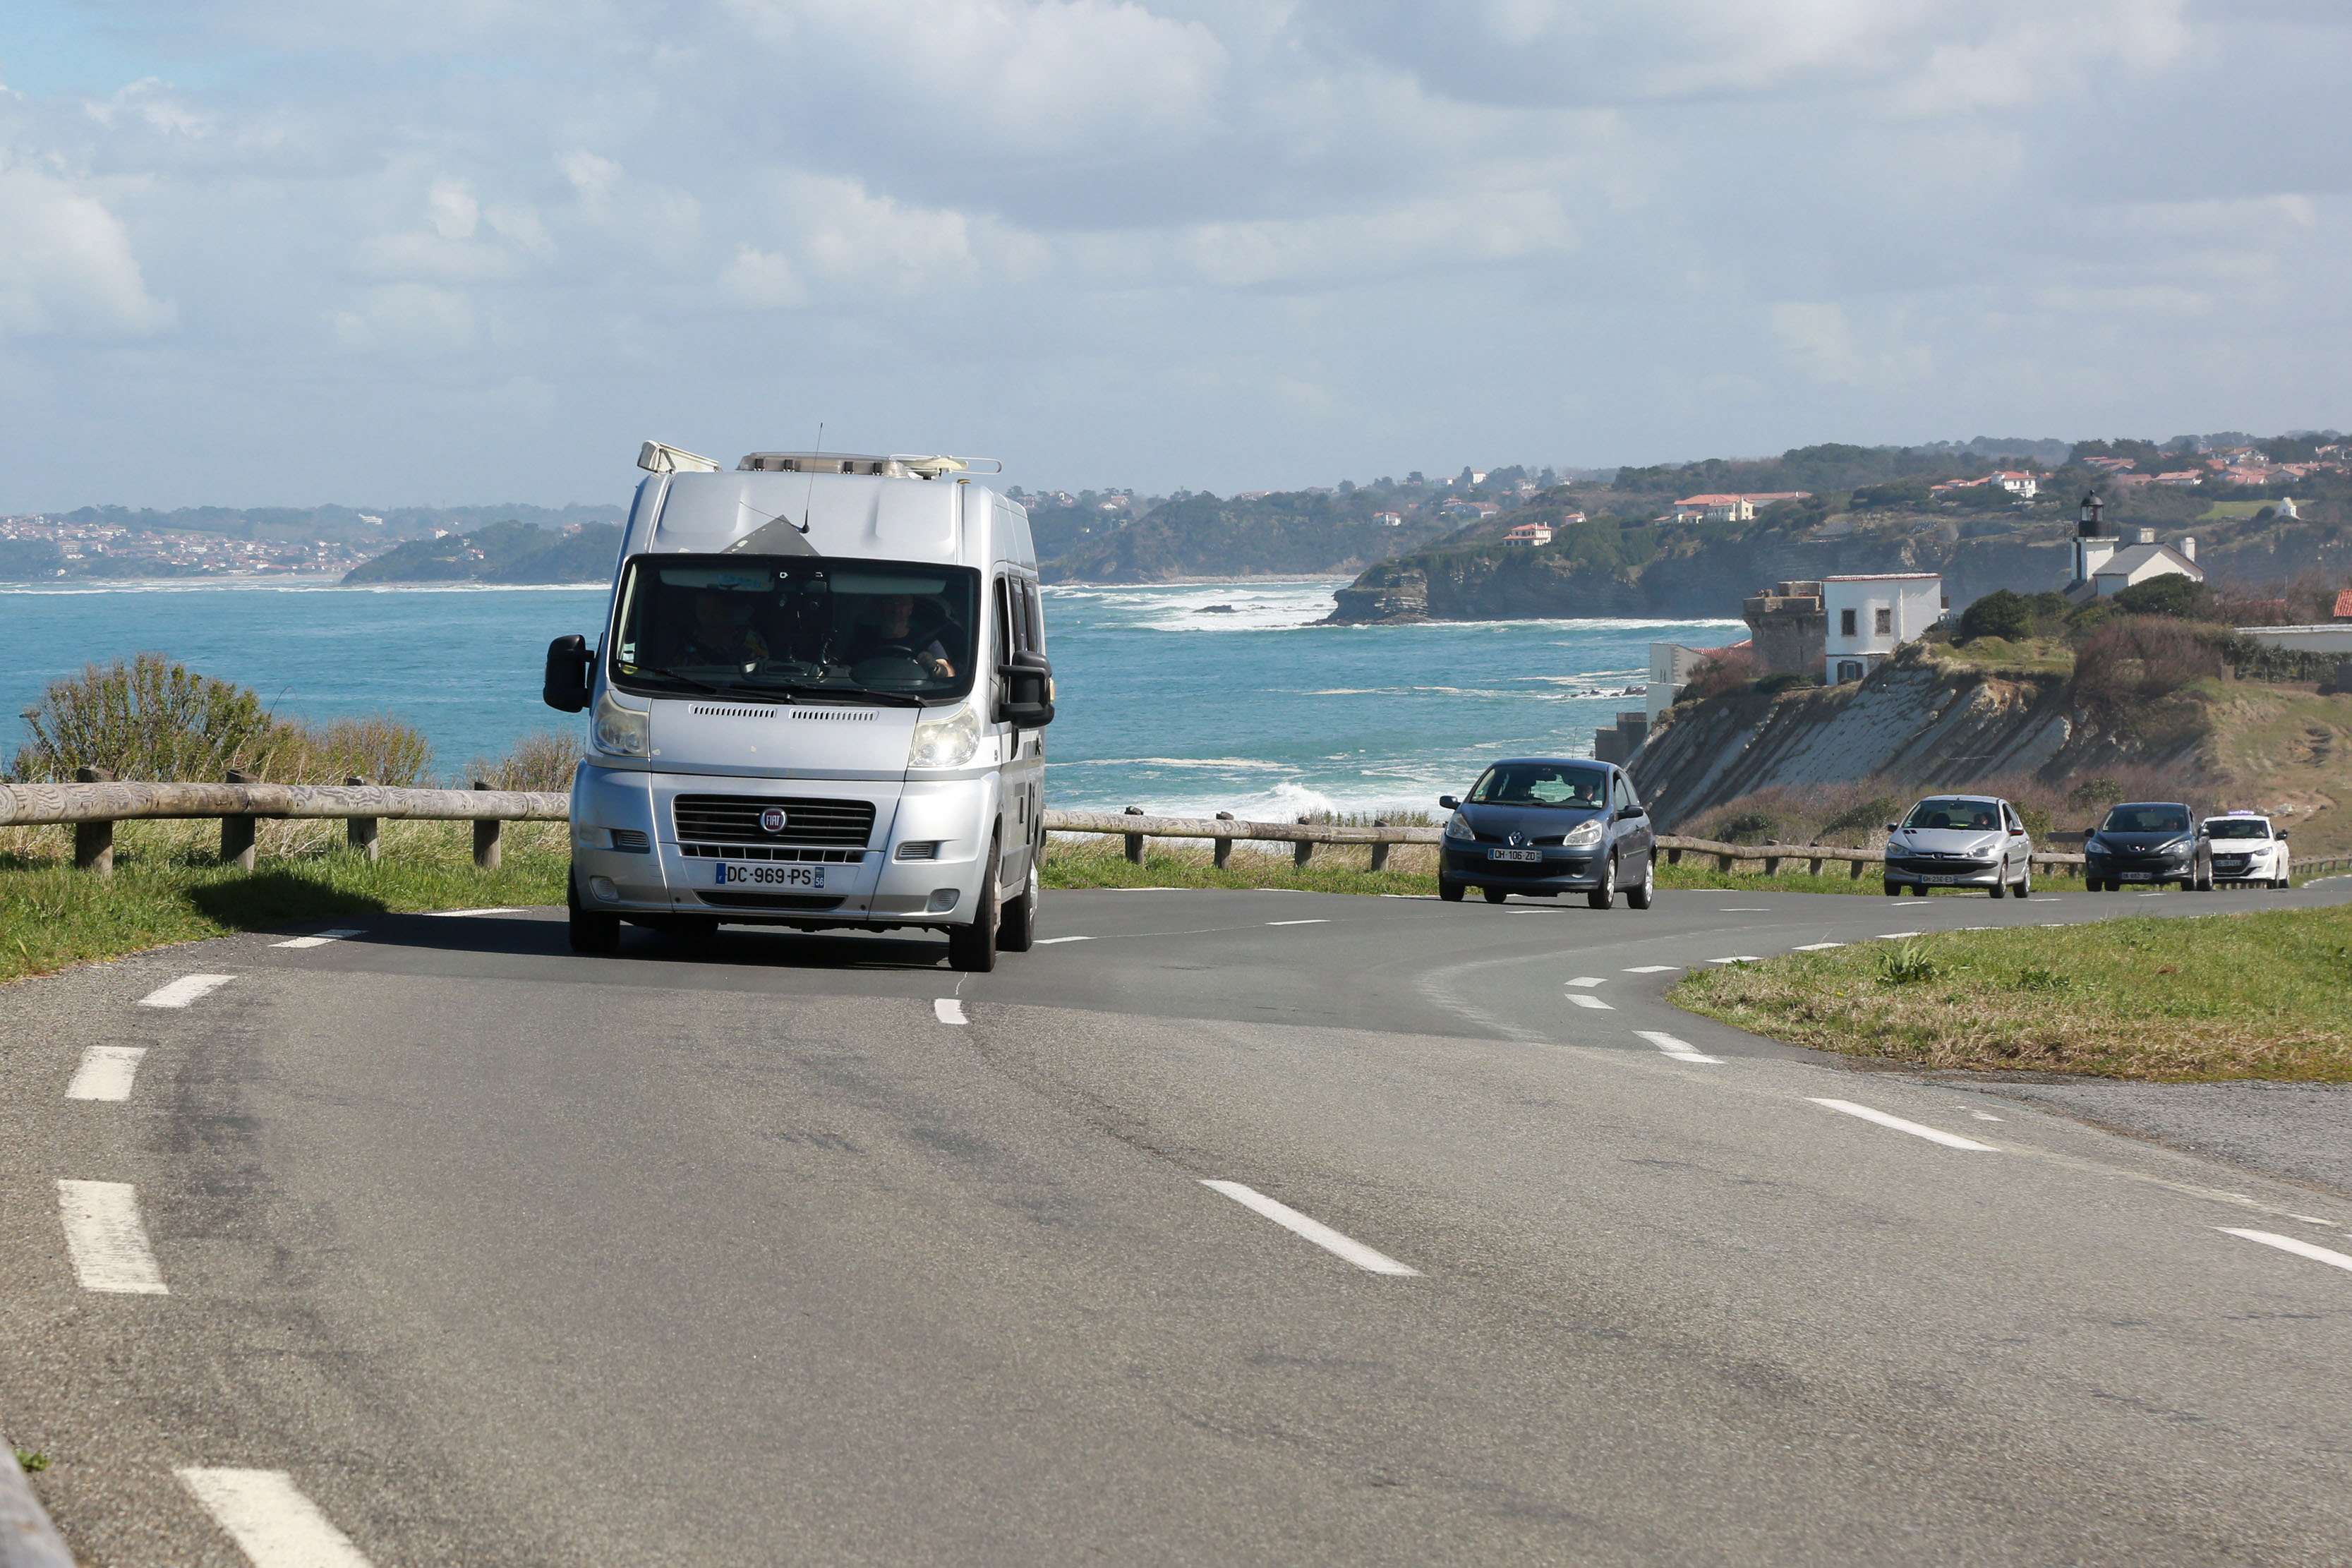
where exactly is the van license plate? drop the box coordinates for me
[715,862,826,889]
[1488,848,1542,863]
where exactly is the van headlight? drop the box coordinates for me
[1563,818,1605,848]
[592,689,649,757]
[907,704,981,771]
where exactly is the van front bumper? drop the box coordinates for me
[567,764,1001,929]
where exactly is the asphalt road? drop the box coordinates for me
[5,879,2351,1565]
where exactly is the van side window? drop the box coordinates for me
[1022,581,1045,656]
[994,577,1018,661]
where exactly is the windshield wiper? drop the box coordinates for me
[626,665,726,694]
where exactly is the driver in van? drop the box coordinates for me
[677,589,769,667]
[854,593,955,678]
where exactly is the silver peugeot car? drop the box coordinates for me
[1882,795,2035,898]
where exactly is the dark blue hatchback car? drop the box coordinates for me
[1437,757,1656,908]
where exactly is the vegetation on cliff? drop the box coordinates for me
[342,519,622,584]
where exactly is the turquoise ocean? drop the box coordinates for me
[1,579,1738,817]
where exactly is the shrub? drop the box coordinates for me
[466,730,584,792]
[1715,811,1780,845]
[1958,589,2032,644]
[1676,645,1754,704]
[1819,795,1902,845]
[13,654,278,783]
[10,654,435,786]
[2110,575,2210,619]
[1751,672,1819,695]
[2073,618,2224,703]
[2068,776,2126,811]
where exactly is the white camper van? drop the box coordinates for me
[544,442,1055,972]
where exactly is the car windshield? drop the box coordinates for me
[2102,805,2189,833]
[1469,761,1608,808]
[1902,799,2000,832]
[608,554,979,704]
[2205,819,2269,840]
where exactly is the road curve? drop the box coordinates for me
[5,881,2351,1565]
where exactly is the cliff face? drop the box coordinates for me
[1327,514,2351,623]
[1627,646,2202,830]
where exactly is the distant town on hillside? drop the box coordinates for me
[1,430,2344,593]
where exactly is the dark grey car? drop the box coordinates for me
[1437,758,1655,909]
[2085,802,2214,892]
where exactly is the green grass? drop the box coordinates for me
[1042,837,1436,896]
[2198,498,2282,521]
[1924,635,2075,677]
[1672,905,2352,1081]
[0,821,566,986]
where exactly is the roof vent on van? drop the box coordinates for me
[734,452,1003,479]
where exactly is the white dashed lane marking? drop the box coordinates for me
[2220,1229,2352,1276]
[1565,977,1607,988]
[429,907,521,917]
[1792,941,1845,951]
[138,974,235,1009]
[1893,900,1933,907]
[1623,965,1679,974]
[58,1180,169,1294]
[1034,936,1091,945]
[179,1469,375,1568]
[1809,1099,1998,1152]
[272,929,363,949]
[1875,931,1923,940]
[1718,907,1769,912]
[1636,1031,1723,1065]
[1708,956,1760,965]
[1201,1181,1420,1277]
[1565,994,1613,1011]
[66,1045,147,1102]
[1266,919,1328,927]
[934,999,967,1025]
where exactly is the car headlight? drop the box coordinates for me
[1445,812,1474,840]
[1563,818,1605,848]
[907,704,981,770]
[592,689,649,757]
[2155,838,2190,856]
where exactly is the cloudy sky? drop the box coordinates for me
[2,0,2348,508]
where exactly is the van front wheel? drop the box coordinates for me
[567,866,620,955]
[948,839,1002,973]
[999,854,1040,953]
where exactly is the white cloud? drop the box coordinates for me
[329,282,476,355]
[720,245,807,310]
[0,163,174,339]
[1768,301,1933,388]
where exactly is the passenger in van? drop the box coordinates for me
[852,593,955,679]
[677,589,770,667]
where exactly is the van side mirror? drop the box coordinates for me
[544,635,594,713]
[996,651,1055,728]
[1438,795,1459,811]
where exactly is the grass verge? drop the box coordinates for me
[0,821,567,986]
[1672,905,2352,1082]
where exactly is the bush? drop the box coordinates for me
[1715,811,1780,845]
[2073,619,2224,703]
[1958,589,2033,644]
[10,653,434,786]
[1878,941,1941,985]
[1676,645,1754,704]
[2110,575,2210,619]
[1751,672,1819,695]
[13,654,279,783]
[466,730,584,792]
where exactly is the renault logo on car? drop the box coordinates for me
[1507,831,1527,848]
[759,807,788,835]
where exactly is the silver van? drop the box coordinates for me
[543,442,1055,971]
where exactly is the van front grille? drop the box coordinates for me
[673,795,875,849]
[696,892,846,912]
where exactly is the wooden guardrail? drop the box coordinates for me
[0,776,567,876]
[9,780,2344,883]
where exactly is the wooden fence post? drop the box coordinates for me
[346,775,380,862]
[73,766,116,876]
[221,768,259,871]
[1666,846,1683,866]
[1807,857,1823,876]
[1294,815,1316,869]
[472,780,502,870]
[1123,805,1145,865]
[1368,820,1389,873]
[1850,859,1866,879]
[1213,812,1235,870]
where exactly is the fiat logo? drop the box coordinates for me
[759,807,788,835]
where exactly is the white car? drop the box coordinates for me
[2202,812,2291,889]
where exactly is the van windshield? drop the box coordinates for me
[608,555,979,705]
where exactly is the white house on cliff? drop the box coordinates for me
[1823,573,1944,684]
